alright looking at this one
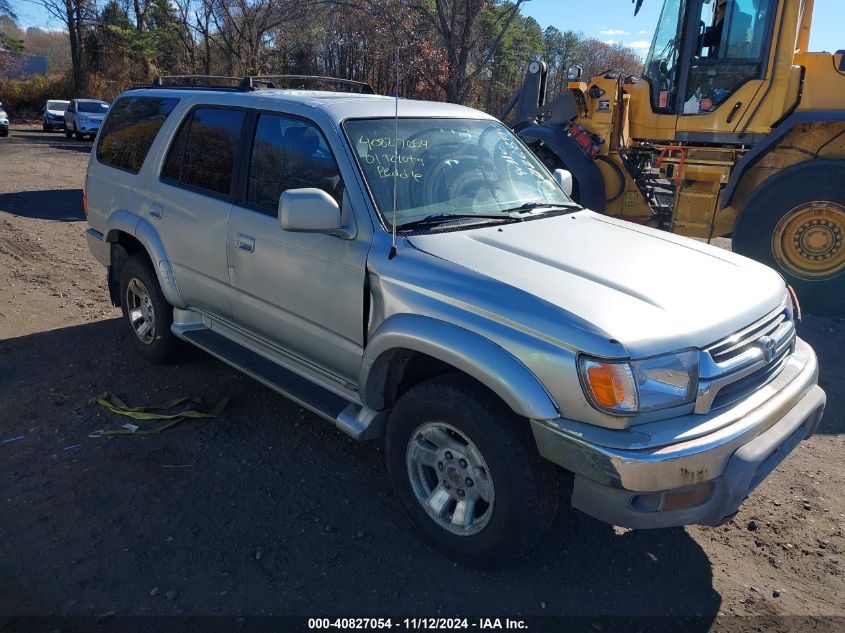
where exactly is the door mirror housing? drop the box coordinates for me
[553,168,574,196]
[279,188,342,233]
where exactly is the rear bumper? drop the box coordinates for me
[531,338,825,528]
[86,228,109,267]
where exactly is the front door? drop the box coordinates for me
[227,112,369,382]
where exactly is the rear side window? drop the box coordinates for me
[96,97,179,174]
[161,107,245,197]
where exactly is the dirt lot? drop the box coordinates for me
[1,124,843,631]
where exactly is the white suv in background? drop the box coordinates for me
[64,99,110,140]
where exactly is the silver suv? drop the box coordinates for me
[85,76,826,565]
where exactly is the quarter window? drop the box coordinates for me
[162,107,245,197]
[246,114,343,213]
[96,96,179,174]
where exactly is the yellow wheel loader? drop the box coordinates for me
[503,0,845,314]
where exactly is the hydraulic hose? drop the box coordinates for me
[596,154,626,203]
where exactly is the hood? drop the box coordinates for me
[78,112,106,120]
[407,211,786,357]
[48,108,66,116]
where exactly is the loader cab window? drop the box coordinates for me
[684,0,776,113]
[643,0,688,113]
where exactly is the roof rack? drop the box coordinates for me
[239,75,376,94]
[145,74,376,94]
[150,75,244,90]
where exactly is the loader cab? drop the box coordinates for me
[642,0,778,116]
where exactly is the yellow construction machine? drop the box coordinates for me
[503,0,844,313]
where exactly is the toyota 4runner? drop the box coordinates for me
[84,76,826,565]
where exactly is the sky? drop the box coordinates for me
[12,0,845,56]
[522,0,842,55]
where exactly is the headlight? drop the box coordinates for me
[566,65,583,81]
[579,350,700,414]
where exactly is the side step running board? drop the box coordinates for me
[179,327,386,440]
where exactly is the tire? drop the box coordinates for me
[64,127,72,139]
[385,375,559,566]
[43,121,50,132]
[733,160,845,316]
[118,255,183,363]
[73,123,83,141]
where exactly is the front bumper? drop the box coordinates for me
[77,122,100,134]
[531,337,825,528]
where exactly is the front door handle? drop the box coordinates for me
[234,234,255,253]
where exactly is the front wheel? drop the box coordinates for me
[73,124,83,141]
[385,375,559,566]
[118,255,183,363]
[733,160,845,315]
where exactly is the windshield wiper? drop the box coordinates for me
[398,213,522,231]
[498,201,581,214]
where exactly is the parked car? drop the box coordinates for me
[0,102,8,137]
[84,79,826,565]
[64,99,110,140]
[42,99,70,132]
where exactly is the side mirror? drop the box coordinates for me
[279,188,342,233]
[553,168,574,196]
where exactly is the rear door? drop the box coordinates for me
[226,111,369,382]
[151,106,246,318]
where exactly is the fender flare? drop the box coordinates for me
[105,210,186,308]
[517,124,607,212]
[359,314,560,420]
[722,111,845,208]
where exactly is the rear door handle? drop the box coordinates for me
[148,204,163,219]
[234,234,255,253]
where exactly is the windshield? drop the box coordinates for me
[643,0,687,112]
[78,101,110,113]
[343,118,571,229]
[47,101,68,111]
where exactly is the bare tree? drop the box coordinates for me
[35,0,93,91]
[410,0,529,104]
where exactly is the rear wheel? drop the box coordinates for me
[118,255,183,363]
[733,161,845,315]
[385,375,559,566]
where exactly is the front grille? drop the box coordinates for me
[707,311,789,363]
[695,307,796,413]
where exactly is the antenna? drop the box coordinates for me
[389,45,400,260]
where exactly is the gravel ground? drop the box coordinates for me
[0,125,843,631]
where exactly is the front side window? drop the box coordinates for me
[246,114,344,213]
[162,107,245,197]
[96,96,179,174]
[643,0,687,112]
[343,118,570,230]
[685,0,775,112]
